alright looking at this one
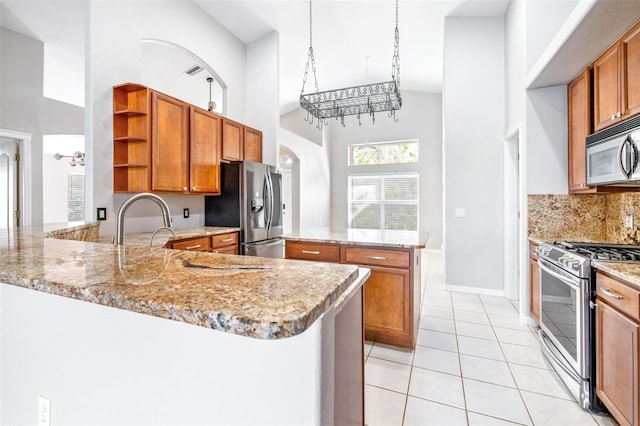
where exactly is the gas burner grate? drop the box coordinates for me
[554,241,640,261]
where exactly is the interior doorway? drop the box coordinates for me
[42,135,85,223]
[0,137,18,229]
[279,145,300,234]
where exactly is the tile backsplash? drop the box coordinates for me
[529,193,640,243]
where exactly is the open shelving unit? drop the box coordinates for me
[113,83,151,192]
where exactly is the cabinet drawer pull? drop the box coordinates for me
[601,288,624,300]
[221,238,234,242]
[302,250,321,255]
[186,244,202,250]
[366,255,387,260]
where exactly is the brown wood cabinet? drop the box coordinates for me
[595,271,640,426]
[244,126,263,163]
[151,91,189,192]
[568,69,597,193]
[285,240,418,349]
[221,118,263,163]
[165,231,239,254]
[114,83,261,194]
[190,107,222,194]
[113,84,152,192]
[594,21,640,132]
[222,118,244,161]
[529,241,540,324]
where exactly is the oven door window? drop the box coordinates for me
[540,265,580,369]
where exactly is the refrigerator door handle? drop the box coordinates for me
[265,169,274,231]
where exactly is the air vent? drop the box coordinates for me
[587,115,640,146]
[184,65,203,76]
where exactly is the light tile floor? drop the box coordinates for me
[364,250,618,426]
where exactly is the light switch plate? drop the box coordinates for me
[183,208,190,219]
[626,214,634,229]
[97,207,107,221]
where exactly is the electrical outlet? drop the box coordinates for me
[626,214,634,229]
[97,207,107,221]
[38,395,50,426]
[455,208,466,218]
[183,208,190,219]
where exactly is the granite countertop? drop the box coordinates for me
[0,225,360,339]
[284,228,428,249]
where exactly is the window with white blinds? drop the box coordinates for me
[348,173,418,231]
[67,173,85,221]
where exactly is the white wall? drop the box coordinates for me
[328,90,443,249]
[0,27,84,225]
[525,0,580,73]
[246,31,280,167]
[281,108,323,146]
[443,17,505,293]
[279,128,331,231]
[1,283,333,425]
[505,0,525,131]
[86,0,247,237]
[526,86,569,194]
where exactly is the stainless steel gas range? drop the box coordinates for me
[535,241,640,411]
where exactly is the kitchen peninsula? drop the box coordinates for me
[0,223,368,425]
[284,228,427,349]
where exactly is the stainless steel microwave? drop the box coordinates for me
[586,116,640,186]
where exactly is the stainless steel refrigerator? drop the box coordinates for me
[204,160,284,258]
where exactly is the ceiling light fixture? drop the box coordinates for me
[54,151,85,166]
[299,0,402,130]
[207,77,217,112]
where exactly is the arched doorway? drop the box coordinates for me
[279,145,299,234]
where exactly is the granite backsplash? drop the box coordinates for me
[529,193,640,243]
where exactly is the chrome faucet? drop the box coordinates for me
[115,193,173,245]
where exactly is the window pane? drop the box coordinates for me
[68,173,84,221]
[350,204,381,229]
[350,177,381,201]
[385,204,418,231]
[384,176,418,201]
[350,140,418,166]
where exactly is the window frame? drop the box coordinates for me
[348,138,419,166]
[347,172,419,231]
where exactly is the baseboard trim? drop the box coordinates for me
[443,284,506,298]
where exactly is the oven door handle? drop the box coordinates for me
[538,259,581,290]
[539,330,582,383]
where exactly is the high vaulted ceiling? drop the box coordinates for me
[197,0,510,114]
[0,0,510,113]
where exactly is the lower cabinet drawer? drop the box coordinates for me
[212,245,239,255]
[171,236,211,252]
[344,247,410,269]
[285,241,340,263]
[212,232,238,248]
[596,272,640,321]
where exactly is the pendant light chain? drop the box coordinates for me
[299,0,402,127]
[391,0,400,87]
[301,0,320,95]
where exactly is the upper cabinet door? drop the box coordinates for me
[244,127,263,163]
[594,43,622,132]
[568,69,593,193]
[222,118,244,162]
[190,107,222,195]
[622,21,640,120]
[152,92,189,192]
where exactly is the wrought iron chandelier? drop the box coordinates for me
[299,0,402,129]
